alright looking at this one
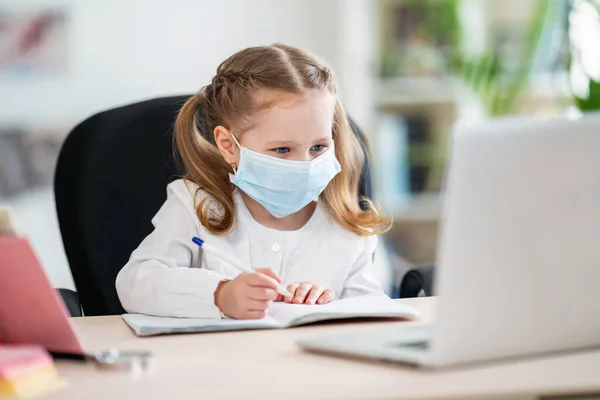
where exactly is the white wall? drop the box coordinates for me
[1,0,382,290]
[1,0,376,132]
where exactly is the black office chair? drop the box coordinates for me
[399,263,434,298]
[54,95,436,316]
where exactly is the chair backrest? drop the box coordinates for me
[54,95,374,316]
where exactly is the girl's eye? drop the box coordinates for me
[311,144,326,152]
[274,147,290,154]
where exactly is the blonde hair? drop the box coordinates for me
[174,43,390,236]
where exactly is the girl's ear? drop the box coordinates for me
[214,126,239,165]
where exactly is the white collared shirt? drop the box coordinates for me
[115,179,383,318]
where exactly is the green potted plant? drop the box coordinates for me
[569,0,600,111]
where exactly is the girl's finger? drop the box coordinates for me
[254,267,283,284]
[247,286,278,301]
[305,285,324,305]
[317,289,335,304]
[285,282,300,303]
[293,282,313,304]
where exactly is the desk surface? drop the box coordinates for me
[49,298,600,400]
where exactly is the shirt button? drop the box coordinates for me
[272,243,280,252]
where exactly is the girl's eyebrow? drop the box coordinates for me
[265,140,298,147]
[312,137,333,144]
[265,137,331,147]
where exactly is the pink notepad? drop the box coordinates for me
[0,236,84,354]
[0,344,67,398]
[0,345,53,380]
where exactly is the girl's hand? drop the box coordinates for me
[282,282,335,305]
[214,268,283,319]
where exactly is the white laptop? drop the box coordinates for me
[298,113,600,368]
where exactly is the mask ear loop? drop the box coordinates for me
[230,131,242,148]
[229,131,241,173]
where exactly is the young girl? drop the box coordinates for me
[116,43,390,320]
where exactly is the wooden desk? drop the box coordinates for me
[48,298,600,400]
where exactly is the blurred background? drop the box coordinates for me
[1,0,599,296]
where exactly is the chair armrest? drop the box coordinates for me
[399,263,435,298]
[56,288,83,317]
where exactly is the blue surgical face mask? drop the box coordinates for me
[228,134,342,218]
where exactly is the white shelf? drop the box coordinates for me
[376,76,462,108]
[376,73,572,109]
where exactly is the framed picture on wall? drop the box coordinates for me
[0,8,68,78]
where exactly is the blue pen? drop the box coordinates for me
[192,237,292,297]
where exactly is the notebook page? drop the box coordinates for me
[122,313,281,336]
[267,294,419,327]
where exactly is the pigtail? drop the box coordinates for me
[174,92,235,234]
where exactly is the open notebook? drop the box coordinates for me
[122,294,419,337]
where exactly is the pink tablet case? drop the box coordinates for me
[0,236,84,354]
